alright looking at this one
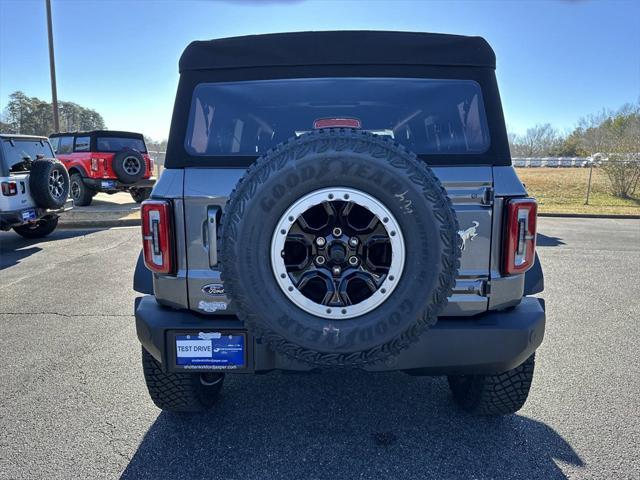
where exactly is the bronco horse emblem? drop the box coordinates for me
[458,221,480,251]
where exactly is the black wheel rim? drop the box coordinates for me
[272,188,405,319]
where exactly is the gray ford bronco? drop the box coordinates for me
[133,31,545,415]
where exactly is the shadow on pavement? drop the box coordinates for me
[537,233,566,247]
[0,228,105,270]
[122,371,582,479]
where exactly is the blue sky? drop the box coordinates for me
[1,0,638,140]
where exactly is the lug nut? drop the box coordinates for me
[348,256,359,266]
[315,237,326,247]
[332,227,342,237]
[349,237,358,247]
[332,266,341,276]
[315,256,326,265]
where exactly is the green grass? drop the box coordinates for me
[516,167,640,215]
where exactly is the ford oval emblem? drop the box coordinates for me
[202,283,225,296]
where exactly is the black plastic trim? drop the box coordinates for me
[133,251,154,295]
[523,253,544,295]
[67,164,89,178]
[83,177,155,191]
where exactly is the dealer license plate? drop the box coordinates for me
[175,332,245,370]
[21,209,36,221]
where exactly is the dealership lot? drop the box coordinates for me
[0,217,638,480]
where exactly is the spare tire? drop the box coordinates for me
[220,129,460,367]
[29,158,70,209]
[112,148,146,184]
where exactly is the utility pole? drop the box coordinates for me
[45,0,60,132]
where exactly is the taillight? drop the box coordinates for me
[90,157,106,173]
[1,181,17,196]
[502,198,537,275]
[141,200,174,274]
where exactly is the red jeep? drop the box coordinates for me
[49,130,155,206]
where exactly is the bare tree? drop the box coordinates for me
[577,109,614,155]
[510,124,561,157]
[582,103,640,198]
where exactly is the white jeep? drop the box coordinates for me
[0,134,72,238]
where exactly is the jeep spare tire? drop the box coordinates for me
[29,158,70,209]
[112,148,146,184]
[220,129,460,367]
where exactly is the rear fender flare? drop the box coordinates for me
[523,253,544,295]
[67,165,89,178]
[133,250,153,294]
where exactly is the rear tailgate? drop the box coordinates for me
[183,166,494,317]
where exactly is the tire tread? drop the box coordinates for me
[448,354,535,415]
[141,348,222,413]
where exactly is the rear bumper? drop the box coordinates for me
[0,199,73,230]
[135,296,545,375]
[83,177,155,191]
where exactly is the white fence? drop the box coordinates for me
[512,157,591,168]
[148,150,166,165]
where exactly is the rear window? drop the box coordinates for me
[75,136,90,152]
[1,138,55,173]
[96,137,146,153]
[55,136,74,154]
[185,78,490,156]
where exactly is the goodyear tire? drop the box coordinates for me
[112,148,146,184]
[220,129,460,367]
[29,158,69,209]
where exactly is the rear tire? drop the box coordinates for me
[447,353,535,415]
[130,187,151,203]
[141,347,224,413]
[70,173,94,207]
[13,216,59,238]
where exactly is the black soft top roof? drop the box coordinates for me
[179,31,496,72]
[50,130,143,139]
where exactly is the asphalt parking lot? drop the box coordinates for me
[0,217,638,479]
